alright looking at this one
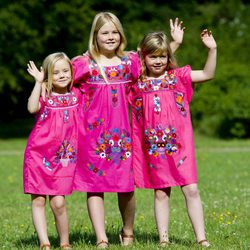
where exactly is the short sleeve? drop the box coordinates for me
[71,55,90,85]
[128,51,142,83]
[176,65,194,103]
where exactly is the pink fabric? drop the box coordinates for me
[72,52,141,192]
[23,88,80,195]
[131,66,198,189]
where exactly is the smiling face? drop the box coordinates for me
[97,21,121,56]
[145,52,168,78]
[52,59,72,94]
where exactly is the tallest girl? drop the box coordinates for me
[72,12,183,248]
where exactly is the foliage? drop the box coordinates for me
[0,0,249,138]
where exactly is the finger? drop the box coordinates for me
[174,17,179,27]
[170,19,174,29]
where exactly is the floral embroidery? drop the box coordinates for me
[63,110,69,123]
[87,118,105,131]
[89,57,132,83]
[145,125,181,158]
[43,157,53,171]
[40,107,49,121]
[96,128,131,163]
[47,92,78,108]
[175,92,187,116]
[54,140,77,167]
[153,94,161,114]
[176,155,187,167]
[137,69,177,92]
[134,97,143,121]
[83,86,97,111]
[111,86,118,107]
[87,163,106,176]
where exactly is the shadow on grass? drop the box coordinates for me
[15,229,194,249]
[0,118,34,139]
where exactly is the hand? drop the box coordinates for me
[27,61,44,83]
[170,17,185,44]
[201,29,217,49]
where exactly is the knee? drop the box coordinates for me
[50,198,66,213]
[155,189,169,201]
[32,196,46,208]
[184,185,200,199]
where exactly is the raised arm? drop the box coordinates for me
[191,29,217,83]
[170,17,185,53]
[27,61,44,114]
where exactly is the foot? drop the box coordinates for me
[96,240,109,249]
[119,229,133,246]
[198,239,211,248]
[159,240,170,247]
[40,244,51,250]
[60,243,72,249]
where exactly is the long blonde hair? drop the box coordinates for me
[88,12,127,82]
[42,52,73,95]
[138,32,177,80]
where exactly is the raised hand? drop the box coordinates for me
[200,29,217,50]
[27,61,44,83]
[170,17,185,45]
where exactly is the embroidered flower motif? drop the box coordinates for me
[137,70,177,92]
[40,107,49,121]
[89,57,132,83]
[87,163,106,176]
[54,140,77,166]
[144,124,180,158]
[87,117,105,131]
[47,92,78,108]
[134,97,143,122]
[175,92,187,116]
[154,94,161,113]
[96,128,131,163]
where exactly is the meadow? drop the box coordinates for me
[0,135,249,250]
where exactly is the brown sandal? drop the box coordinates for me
[40,244,51,250]
[119,229,134,246]
[96,240,109,249]
[198,239,211,248]
[60,243,72,249]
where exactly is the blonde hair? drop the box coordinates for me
[88,12,127,82]
[138,32,177,80]
[42,52,73,95]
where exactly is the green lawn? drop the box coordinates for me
[0,134,249,249]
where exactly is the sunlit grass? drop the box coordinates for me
[0,134,249,249]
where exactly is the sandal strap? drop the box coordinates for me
[120,229,134,238]
[60,243,72,249]
[40,244,51,250]
[96,240,109,247]
[198,239,208,244]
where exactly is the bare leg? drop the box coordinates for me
[154,188,171,245]
[117,191,135,245]
[87,193,108,247]
[31,195,50,248]
[49,195,70,248]
[181,184,209,246]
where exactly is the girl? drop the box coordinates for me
[72,12,184,248]
[131,30,217,247]
[23,52,79,250]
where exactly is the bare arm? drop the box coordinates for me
[169,17,185,53]
[191,29,217,83]
[27,61,44,114]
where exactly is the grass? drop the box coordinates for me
[0,134,249,250]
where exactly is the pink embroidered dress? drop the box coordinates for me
[131,66,198,189]
[23,89,80,195]
[72,52,140,192]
